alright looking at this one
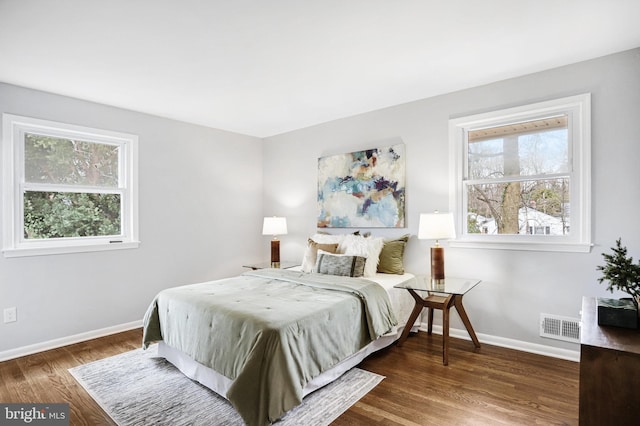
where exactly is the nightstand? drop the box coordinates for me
[395,275,481,365]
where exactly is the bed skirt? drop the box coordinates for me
[157,323,413,400]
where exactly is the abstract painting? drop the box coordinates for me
[318,143,405,228]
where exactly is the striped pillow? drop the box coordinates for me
[315,251,366,277]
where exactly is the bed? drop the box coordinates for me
[142,234,416,426]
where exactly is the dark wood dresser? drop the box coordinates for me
[579,296,640,425]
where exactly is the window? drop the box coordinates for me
[449,94,591,252]
[2,114,139,257]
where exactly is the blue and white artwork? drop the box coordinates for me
[318,144,405,228]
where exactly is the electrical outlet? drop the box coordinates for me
[3,307,17,323]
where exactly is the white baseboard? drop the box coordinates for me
[0,320,580,364]
[0,320,142,362]
[418,323,580,362]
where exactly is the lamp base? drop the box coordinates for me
[430,246,445,281]
[270,239,280,269]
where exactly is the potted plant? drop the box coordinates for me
[596,238,640,328]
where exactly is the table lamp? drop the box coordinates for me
[418,211,455,283]
[262,216,287,268]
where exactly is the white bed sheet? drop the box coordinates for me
[158,271,417,400]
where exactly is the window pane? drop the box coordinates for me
[468,116,569,179]
[24,133,119,187]
[466,178,570,235]
[24,191,121,239]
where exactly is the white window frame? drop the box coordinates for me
[2,114,139,257]
[448,94,591,253]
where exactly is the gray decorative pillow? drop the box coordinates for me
[315,252,366,277]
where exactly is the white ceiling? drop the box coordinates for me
[1,1,640,138]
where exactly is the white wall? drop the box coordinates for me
[0,83,264,355]
[2,48,639,359]
[263,48,640,353]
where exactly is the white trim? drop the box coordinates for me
[448,94,591,253]
[2,113,139,257]
[2,240,140,258]
[0,319,579,363]
[449,239,592,253]
[0,320,142,362]
[419,323,580,362]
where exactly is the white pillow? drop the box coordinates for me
[309,233,346,246]
[339,234,385,277]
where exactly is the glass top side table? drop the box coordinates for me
[242,261,300,270]
[395,275,481,295]
[394,275,481,365]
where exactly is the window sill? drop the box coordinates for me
[449,239,592,253]
[2,241,140,258]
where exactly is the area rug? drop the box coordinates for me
[69,345,383,425]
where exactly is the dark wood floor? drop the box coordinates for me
[0,329,579,425]
[339,333,579,425]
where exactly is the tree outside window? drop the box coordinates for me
[466,116,570,236]
[23,134,122,239]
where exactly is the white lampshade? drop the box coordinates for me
[418,212,455,241]
[262,217,288,236]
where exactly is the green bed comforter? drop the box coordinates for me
[142,268,397,426]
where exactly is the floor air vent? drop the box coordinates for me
[540,314,580,343]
